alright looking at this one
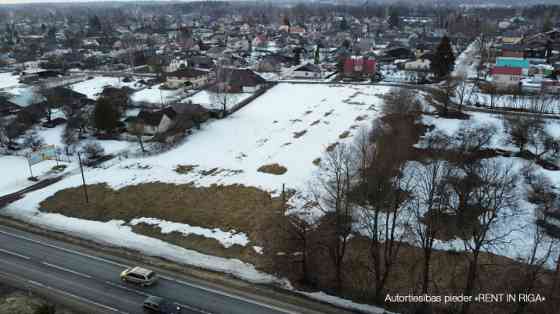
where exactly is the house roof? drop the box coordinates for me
[220,68,266,86]
[491,66,522,76]
[496,57,529,68]
[168,68,208,79]
[294,63,321,73]
[137,107,177,127]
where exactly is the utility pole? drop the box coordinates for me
[77,152,89,203]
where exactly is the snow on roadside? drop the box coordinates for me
[129,217,250,248]
[1,208,285,286]
[301,291,396,314]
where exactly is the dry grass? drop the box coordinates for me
[312,158,321,166]
[40,182,287,270]
[293,130,307,139]
[326,142,339,152]
[355,114,368,121]
[338,131,351,139]
[258,163,288,175]
[174,164,198,174]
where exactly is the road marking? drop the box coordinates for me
[104,281,151,297]
[0,227,299,314]
[160,275,300,314]
[0,270,127,314]
[0,228,128,267]
[0,248,31,260]
[42,262,92,279]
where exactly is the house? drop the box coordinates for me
[166,68,209,89]
[343,56,376,79]
[0,98,21,117]
[291,63,322,79]
[42,87,88,109]
[491,66,522,89]
[495,57,530,75]
[218,68,266,93]
[128,107,177,135]
[404,59,431,71]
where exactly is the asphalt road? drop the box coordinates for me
[0,225,316,314]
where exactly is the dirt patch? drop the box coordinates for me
[338,131,351,139]
[198,168,243,177]
[355,114,368,121]
[175,164,198,174]
[293,130,307,139]
[312,158,321,166]
[258,163,288,175]
[326,142,339,152]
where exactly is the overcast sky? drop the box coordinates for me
[0,0,199,4]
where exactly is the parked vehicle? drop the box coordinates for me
[120,266,158,286]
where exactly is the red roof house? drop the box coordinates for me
[343,56,376,79]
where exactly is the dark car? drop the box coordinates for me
[143,296,183,314]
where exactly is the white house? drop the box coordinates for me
[291,63,323,79]
[166,68,210,89]
[129,107,177,135]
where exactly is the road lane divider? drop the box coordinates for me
[0,228,128,267]
[0,248,31,260]
[104,281,151,297]
[42,261,92,279]
[0,270,128,314]
[160,275,300,314]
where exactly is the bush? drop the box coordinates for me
[83,142,105,160]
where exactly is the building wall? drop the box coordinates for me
[493,74,521,88]
[292,70,321,79]
[502,50,525,58]
[157,115,173,133]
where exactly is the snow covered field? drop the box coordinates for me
[2,82,392,313]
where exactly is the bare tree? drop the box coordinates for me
[503,115,544,153]
[285,213,314,285]
[350,125,414,302]
[447,159,519,314]
[454,71,472,110]
[382,87,422,116]
[309,143,356,293]
[409,159,453,296]
[211,64,238,117]
[128,118,146,153]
